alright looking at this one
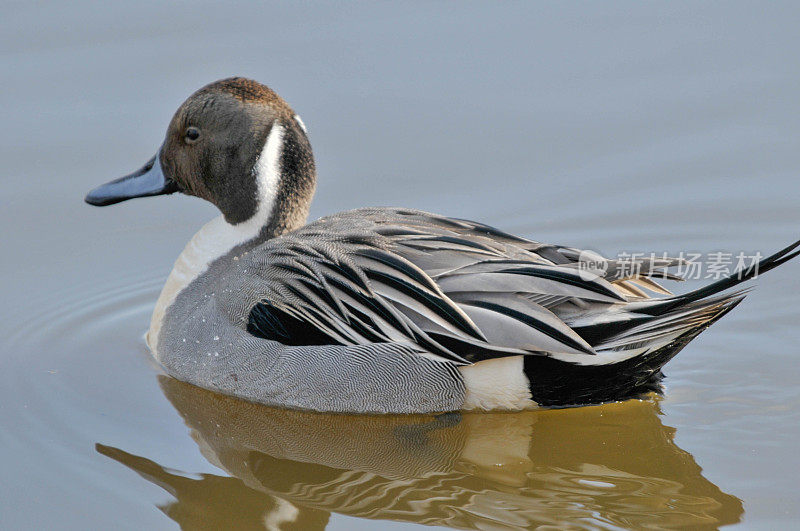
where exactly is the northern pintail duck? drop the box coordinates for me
[86,77,799,413]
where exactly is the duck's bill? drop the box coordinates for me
[85,154,178,206]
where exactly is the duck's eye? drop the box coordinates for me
[185,127,200,143]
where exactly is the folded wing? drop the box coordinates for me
[247,208,683,364]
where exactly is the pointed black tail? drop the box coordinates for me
[638,237,800,316]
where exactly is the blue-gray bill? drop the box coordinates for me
[84,154,177,206]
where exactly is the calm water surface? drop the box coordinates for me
[2,2,800,529]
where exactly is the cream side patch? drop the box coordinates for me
[459,356,538,411]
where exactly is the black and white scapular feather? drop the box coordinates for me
[85,77,800,413]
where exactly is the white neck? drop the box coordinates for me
[147,124,285,353]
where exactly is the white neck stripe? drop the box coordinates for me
[293,114,307,134]
[237,122,284,236]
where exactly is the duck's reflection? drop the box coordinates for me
[97,376,743,529]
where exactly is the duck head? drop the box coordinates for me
[85,77,316,236]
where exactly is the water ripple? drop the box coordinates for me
[96,379,744,529]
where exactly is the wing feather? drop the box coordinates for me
[246,208,687,365]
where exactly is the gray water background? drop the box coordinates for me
[2,2,800,529]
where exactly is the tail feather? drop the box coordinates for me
[635,237,800,316]
[525,295,746,406]
[524,238,800,406]
[572,238,800,348]
[595,293,746,353]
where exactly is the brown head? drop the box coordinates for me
[85,77,316,236]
